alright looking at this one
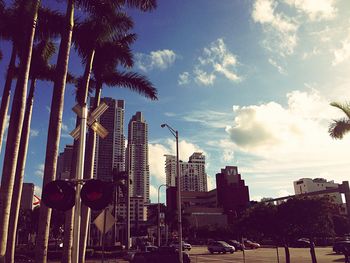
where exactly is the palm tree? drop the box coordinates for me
[37,1,157,262]
[0,0,40,261]
[78,35,157,262]
[6,40,72,262]
[0,1,62,154]
[329,102,350,139]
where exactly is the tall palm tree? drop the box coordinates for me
[329,102,350,139]
[0,2,61,154]
[37,1,157,262]
[78,35,158,262]
[0,0,40,261]
[6,40,73,262]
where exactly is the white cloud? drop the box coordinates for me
[30,129,39,137]
[284,0,337,21]
[34,164,44,178]
[178,72,190,85]
[193,38,241,86]
[268,58,286,74]
[182,109,231,129]
[136,49,177,72]
[252,0,298,56]
[226,89,335,151]
[61,123,69,132]
[34,185,42,198]
[332,35,350,65]
[225,89,350,190]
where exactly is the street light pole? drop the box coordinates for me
[158,184,167,247]
[161,124,183,263]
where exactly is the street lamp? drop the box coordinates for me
[161,123,183,263]
[157,184,167,247]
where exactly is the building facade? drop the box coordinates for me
[20,183,35,210]
[126,112,150,203]
[294,178,344,207]
[165,152,207,192]
[93,97,125,181]
[56,144,73,180]
[216,166,250,215]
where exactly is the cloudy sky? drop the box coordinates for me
[1,0,350,203]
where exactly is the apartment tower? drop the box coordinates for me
[93,97,125,180]
[126,112,150,203]
[165,152,207,192]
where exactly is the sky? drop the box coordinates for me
[1,0,350,204]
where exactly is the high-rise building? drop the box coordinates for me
[126,112,150,203]
[56,144,73,180]
[165,152,207,192]
[294,178,344,207]
[20,183,34,210]
[93,97,125,181]
[216,166,249,215]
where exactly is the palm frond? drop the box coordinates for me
[103,71,158,100]
[330,101,350,119]
[36,8,65,40]
[328,118,350,139]
[120,0,157,12]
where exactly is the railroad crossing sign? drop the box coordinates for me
[93,210,116,234]
[70,102,109,139]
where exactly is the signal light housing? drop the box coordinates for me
[80,179,113,210]
[42,180,76,211]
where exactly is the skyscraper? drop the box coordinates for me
[126,112,150,203]
[56,144,73,180]
[93,97,125,180]
[165,152,207,192]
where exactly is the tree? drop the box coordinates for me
[0,2,62,153]
[236,202,277,241]
[277,197,337,263]
[6,40,73,262]
[329,102,350,139]
[0,1,40,261]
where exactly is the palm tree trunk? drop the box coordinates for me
[79,85,101,263]
[35,1,74,262]
[309,237,317,263]
[0,1,39,262]
[0,45,17,154]
[284,244,290,263]
[62,118,79,263]
[6,78,36,263]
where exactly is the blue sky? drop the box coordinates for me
[1,0,350,203]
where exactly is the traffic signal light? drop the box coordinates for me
[42,180,76,211]
[80,179,113,210]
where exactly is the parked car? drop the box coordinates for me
[170,241,192,251]
[124,246,159,262]
[225,240,244,251]
[243,240,260,249]
[290,238,311,248]
[207,241,235,254]
[131,246,190,263]
[333,240,350,254]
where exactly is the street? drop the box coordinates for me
[58,246,347,263]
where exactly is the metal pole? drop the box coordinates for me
[176,130,183,263]
[158,184,167,247]
[102,208,107,263]
[72,105,88,263]
[126,147,131,249]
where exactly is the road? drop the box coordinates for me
[48,246,347,262]
[188,246,346,263]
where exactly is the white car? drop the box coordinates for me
[170,241,192,251]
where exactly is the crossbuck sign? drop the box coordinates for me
[70,102,109,139]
